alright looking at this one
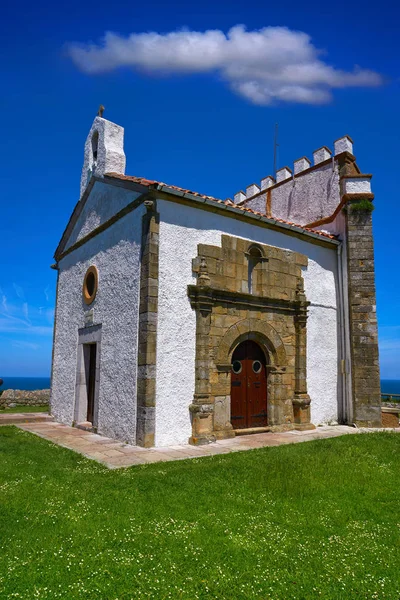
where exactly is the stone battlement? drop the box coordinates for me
[233,135,354,203]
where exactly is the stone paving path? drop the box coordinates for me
[12,420,399,469]
[0,412,53,425]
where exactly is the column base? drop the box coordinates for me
[189,402,214,444]
[137,433,155,448]
[294,423,316,431]
[353,419,382,428]
[189,434,216,446]
[292,394,312,427]
[213,428,236,440]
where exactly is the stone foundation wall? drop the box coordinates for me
[381,407,400,428]
[0,389,50,407]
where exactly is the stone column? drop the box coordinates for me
[136,200,159,447]
[292,282,314,430]
[346,200,381,426]
[189,258,215,445]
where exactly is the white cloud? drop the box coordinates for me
[0,300,53,337]
[68,25,383,105]
[379,326,400,352]
[22,302,30,324]
[12,341,40,351]
[0,316,53,337]
[12,283,25,300]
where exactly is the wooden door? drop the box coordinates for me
[230,340,268,429]
[86,344,97,424]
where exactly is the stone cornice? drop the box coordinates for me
[187,285,309,315]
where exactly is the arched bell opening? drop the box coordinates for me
[91,130,99,164]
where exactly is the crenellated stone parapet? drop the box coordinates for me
[232,135,355,207]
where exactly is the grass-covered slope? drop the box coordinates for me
[0,427,399,599]
[0,405,49,414]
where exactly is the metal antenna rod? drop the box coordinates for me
[273,123,279,178]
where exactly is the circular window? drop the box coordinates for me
[232,360,242,374]
[83,266,98,305]
[252,360,262,374]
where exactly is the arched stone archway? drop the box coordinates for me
[215,318,287,368]
[213,318,293,435]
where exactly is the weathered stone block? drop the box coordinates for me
[381,409,399,428]
[198,243,222,259]
[213,396,231,430]
[354,404,382,427]
[295,253,308,267]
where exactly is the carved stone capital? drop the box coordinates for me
[292,393,311,408]
[216,363,232,373]
[187,285,213,313]
[189,405,213,417]
[267,365,287,375]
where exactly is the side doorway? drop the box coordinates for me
[85,343,97,424]
[230,340,268,429]
[74,326,101,430]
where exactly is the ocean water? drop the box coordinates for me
[381,380,400,395]
[0,377,51,391]
[0,376,399,393]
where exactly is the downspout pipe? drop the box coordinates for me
[337,243,347,423]
[337,240,353,424]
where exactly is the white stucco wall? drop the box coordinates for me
[343,177,372,194]
[245,162,340,226]
[65,181,141,250]
[51,198,145,444]
[155,199,340,447]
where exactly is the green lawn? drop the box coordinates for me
[0,405,49,414]
[0,428,399,599]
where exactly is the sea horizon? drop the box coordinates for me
[0,376,51,391]
[0,376,400,393]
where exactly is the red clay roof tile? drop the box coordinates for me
[104,173,336,240]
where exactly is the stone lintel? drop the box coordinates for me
[188,285,310,315]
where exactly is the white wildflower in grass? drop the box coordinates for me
[0,428,400,598]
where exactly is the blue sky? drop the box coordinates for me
[1,0,399,378]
